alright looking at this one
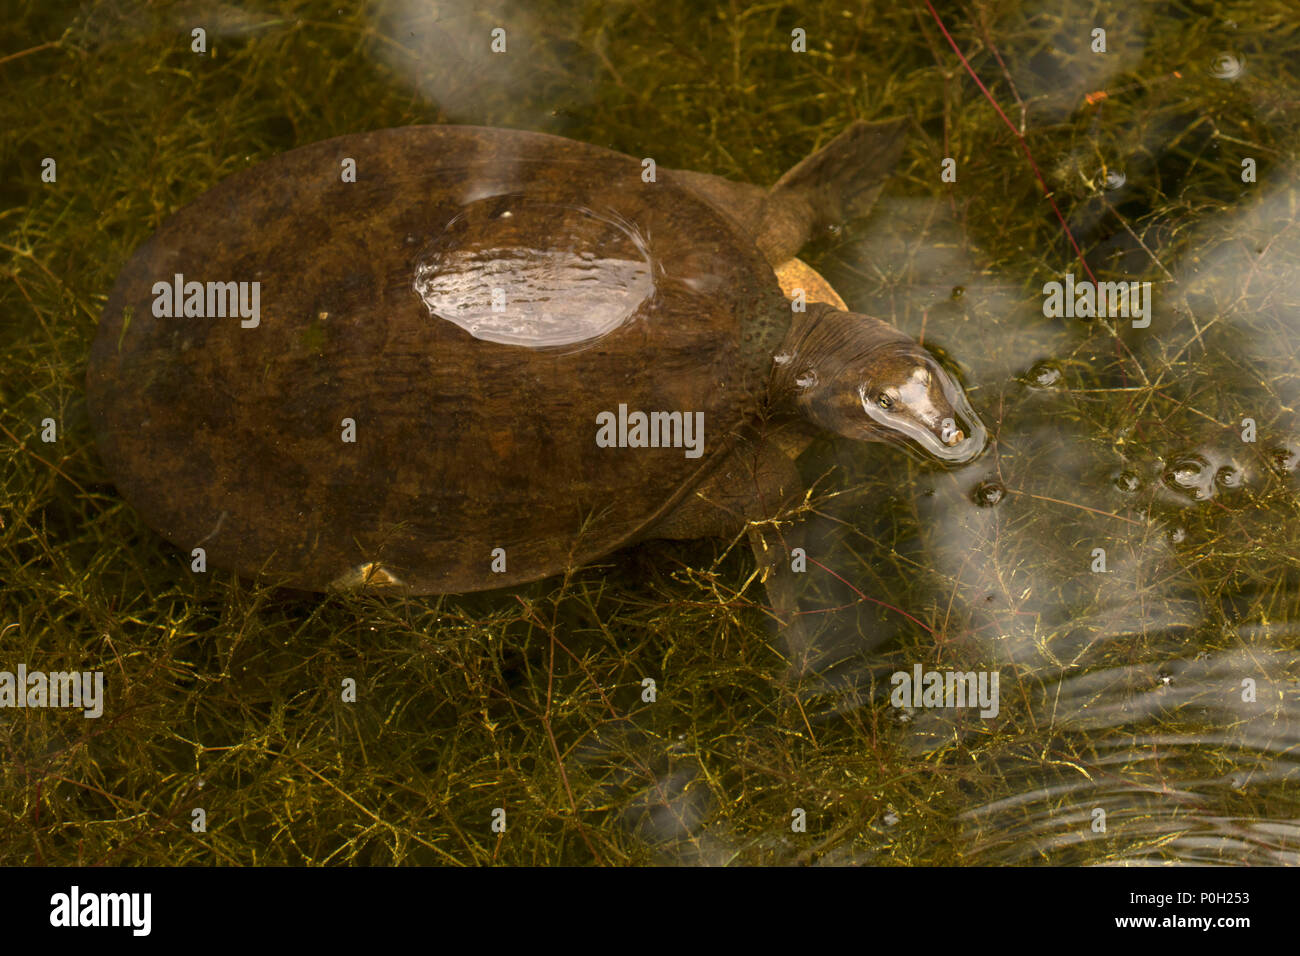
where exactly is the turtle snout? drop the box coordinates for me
[844,351,987,465]
[931,406,986,463]
[916,376,986,463]
[903,384,971,450]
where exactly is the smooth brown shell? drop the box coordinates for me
[87,125,790,593]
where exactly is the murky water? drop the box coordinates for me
[3,0,1299,866]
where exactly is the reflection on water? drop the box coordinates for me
[849,163,1300,864]
[413,198,654,348]
[955,641,1300,865]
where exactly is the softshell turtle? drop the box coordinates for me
[87,122,985,616]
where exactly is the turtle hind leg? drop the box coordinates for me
[756,117,908,264]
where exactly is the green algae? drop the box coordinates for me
[3,0,1300,865]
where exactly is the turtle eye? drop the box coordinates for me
[877,393,895,411]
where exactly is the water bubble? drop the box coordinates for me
[1163,454,1213,499]
[795,369,819,390]
[1168,526,1187,544]
[1215,465,1243,489]
[1114,470,1141,493]
[1026,360,1061,388]
[773,352,793,367]
[1102,168,1126,190]
[972,480,1005,507]
[1208,52,1244,79]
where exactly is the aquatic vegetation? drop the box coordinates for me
[3,0,1300,865]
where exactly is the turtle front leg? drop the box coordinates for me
[645,426,817,661]
[745,518,815,672]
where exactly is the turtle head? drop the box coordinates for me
[777,308,986,464]
[849,342,986,463]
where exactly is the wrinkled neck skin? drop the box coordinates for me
[768,304,913,409]
[766,303,987,465]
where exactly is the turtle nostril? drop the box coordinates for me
[939,417,964,446]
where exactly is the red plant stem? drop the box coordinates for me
[806,556,935,635]
[922,0,1097,286]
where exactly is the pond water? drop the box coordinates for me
[2,0,1298,865]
